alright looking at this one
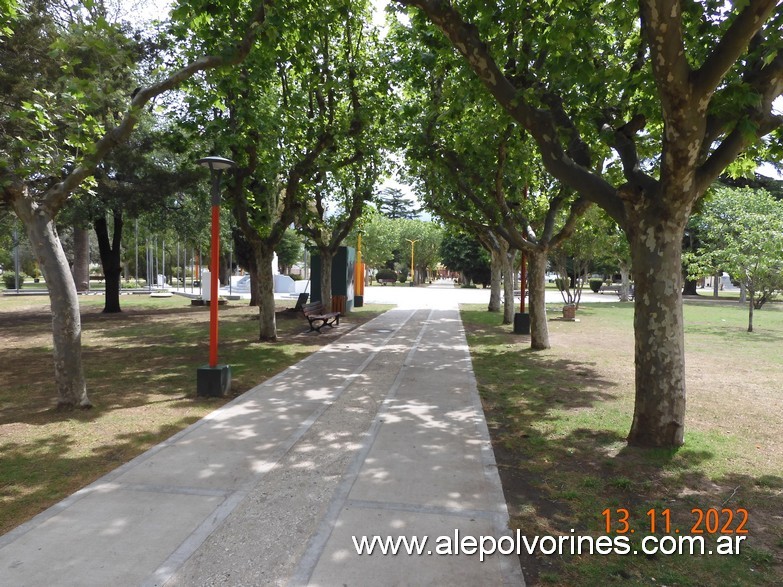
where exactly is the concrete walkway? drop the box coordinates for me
[0,295,524,585]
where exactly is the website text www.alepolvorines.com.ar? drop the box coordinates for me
[352,529,747,562]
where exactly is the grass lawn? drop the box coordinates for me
[0,293,391,535]
[462,300,782,586]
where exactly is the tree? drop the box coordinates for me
[391,14,590,345]
[276,231,303,274]
[352,211,401,271]
[396,218,443,284]
[687,186,783,332]
[182,0,389,337]
[439,230,490,286]
[375,186,420,219]
[299,166,381,311]
[1,0,274,407]
[551,206,617,309]
[395,0,783,447]
[64,122,207,313]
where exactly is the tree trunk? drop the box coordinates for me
[94,212,123,314]
[319,247,334,312]
[502,249,515,325]
[248,264,259,307]
[527,249,551,350]
[220,251,231,288]
[22,207,91,408]
[739,281,747,304]
[713,270,720,298]
[683,277,698,296]
[488,248,502,312]
[72,225,91,292]
[747,289,754,333]
[627,224,686,448]
[619,263,631,302]
[254,247,277,341]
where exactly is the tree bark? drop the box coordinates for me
[254,247,277,341]
[683,277,698,296]
[248,259,259,307]
[619,262,631,302]
[18,202,91,408]
[502,249,515,325]
[71,225,91,292]
[94,211,123,314]
[220,251,231,288]
[488,248,502,312]
[318,247,335,312]
[747,288,754,333]
[527,249,551,350]
[627,220,687,447]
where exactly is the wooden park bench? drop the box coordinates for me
[301,301,340,333]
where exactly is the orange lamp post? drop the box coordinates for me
[196,156,235,396]
[354,230,365,307]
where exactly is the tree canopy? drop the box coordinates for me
[393,0,783,447]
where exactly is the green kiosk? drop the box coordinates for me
[309,246,356,315]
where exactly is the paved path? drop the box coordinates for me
[0,290,524,586]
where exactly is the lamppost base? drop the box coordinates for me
[513,313,531,335]
[354,295,364,307]
[197,364,232,397]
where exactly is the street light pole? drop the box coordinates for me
[196,156,235,396]
[354,230,364,306]
[405,238,419,286]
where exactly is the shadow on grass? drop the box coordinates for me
[0,298,390,537]
[685,323,783,344]
[462,310,783,586]
[0,418,200,536]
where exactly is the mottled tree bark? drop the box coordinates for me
[527,249,550,350]
[14,195,90,408]
[627,215,687,447]
[488,248,502,312]
[317,246,335,313]
[502,248,515,325]
[71,225,90,292]
[254,247,277,342]
[619,263,632,303]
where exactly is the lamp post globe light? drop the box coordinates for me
[196,156,236,397]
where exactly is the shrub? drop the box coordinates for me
[3,272,26,289]
[376,268,397,282]
[398,273,407,283]
[589,278,604,293]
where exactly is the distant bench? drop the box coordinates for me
[302,302,340,333]
[501,290,528,303]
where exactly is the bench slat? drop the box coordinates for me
[301,302,340,332]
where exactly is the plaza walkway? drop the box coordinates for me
[0,284,524,586]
